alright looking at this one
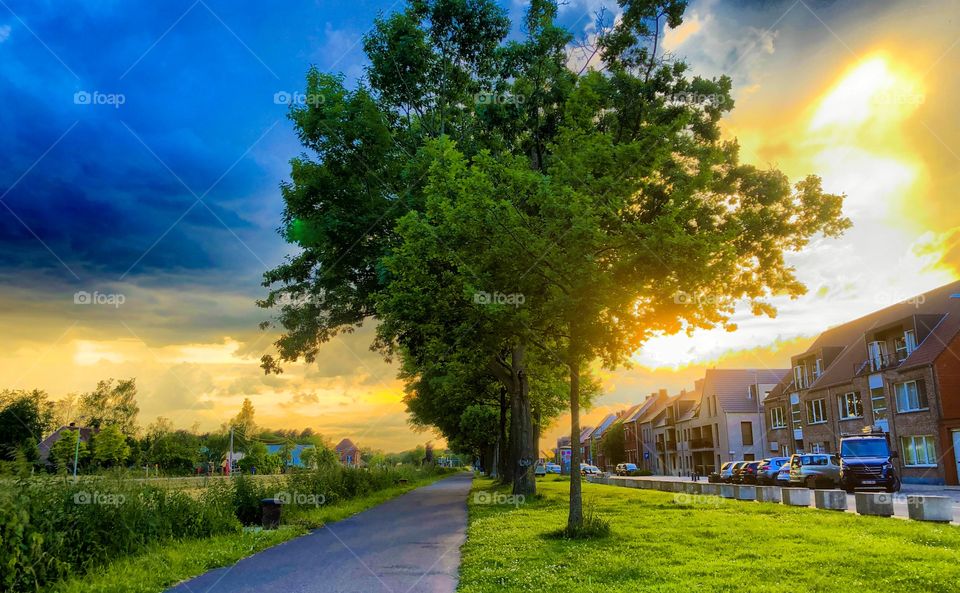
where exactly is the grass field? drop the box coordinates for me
[458,476,960,593]
[46,472,454,593]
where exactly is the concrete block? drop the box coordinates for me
[756,486,781,503]
[700,483,720,496]
[720,484,736,499]
[624,479,641,488]
[814,489,847,511]
[907,495,953,523]
[637,479,654,489]
[736,485,757,501]
[782,488,811,506]
[854,492,895,517]
[683,482,702,494]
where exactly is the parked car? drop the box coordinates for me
[838,429,901,493]
[789,453,841,489]
[534,463,547,477]
[756,457,790,485]
[615,463,638,476]
[733,461,761,484]
[774,462,792,486]
[580,463,601,476]
[708,468,723,483]
[721,461,745,483]
[545,463,561,474]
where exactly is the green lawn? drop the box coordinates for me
[47,472,454,593]
[458,476,960,593]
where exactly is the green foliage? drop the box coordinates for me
[2,464,452,591]
[78,379,139,437]
[48,429,88,473]
[0,389,53,461]
[92,425,131,468]
[599,423,626,468]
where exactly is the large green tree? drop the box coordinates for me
[0,389,53,461]
[78,379,139,437]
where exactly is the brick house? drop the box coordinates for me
[587,412,620,469]
[577,426,594,467]
[677,371,785,476]
[651,387,700,476]
[334,438,361,467]
[763,280,960,485]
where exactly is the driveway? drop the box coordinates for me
[167,473,473,593]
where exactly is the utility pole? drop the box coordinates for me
[72,428,81,482]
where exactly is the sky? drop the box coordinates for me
[1,0,959,453]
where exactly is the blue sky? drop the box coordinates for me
[2,0,959,450]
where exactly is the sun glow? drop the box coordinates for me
[633,53,946,370]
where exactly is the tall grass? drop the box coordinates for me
[1,462,451,592]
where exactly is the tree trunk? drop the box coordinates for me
[567,361,583,530]
[511,344,536,497]
[497,386,509,480]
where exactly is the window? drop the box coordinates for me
[870,386,888,423]
[895,330,917,361]
[814,358,824,379]
[838,392,863,420]
[741,421,754,446]
[743,453,755,461]
[794,365,808,389]
[806,398,827,424]
[791,399,802,429]
[770,406,786,429]
[895,380,928,412]
[868,341,888,371]
[900,435,937,467]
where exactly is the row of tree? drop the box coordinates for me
[0,386,426,475]
[260,0,849,531]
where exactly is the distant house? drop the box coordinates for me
[587,413,620,468]
[265,444,316,468]
[38,424,96,464]
[335,438,361,467]
[577,426,594,467]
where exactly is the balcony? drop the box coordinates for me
[854,352,904,375]
[689,437,713,449]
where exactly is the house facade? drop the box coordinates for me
[763,281,960,485]
[676,370,785,476]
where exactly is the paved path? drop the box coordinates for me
[167,473,473,593]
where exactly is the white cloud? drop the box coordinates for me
[0,25,11,44]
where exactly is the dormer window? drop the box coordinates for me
[896,330,917,360]
[867,341,888,372]
[813,359,823,379]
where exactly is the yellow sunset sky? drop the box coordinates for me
[3,0,959,453]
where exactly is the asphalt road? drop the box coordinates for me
[167,473,473,593]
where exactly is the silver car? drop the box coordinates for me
[789,453,841,489]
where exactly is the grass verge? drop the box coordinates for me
[458,476,960,593]
[47,472,456,593]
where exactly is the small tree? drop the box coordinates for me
[600,423,627,469]
[92,425,130,468]
[49,429,88,473]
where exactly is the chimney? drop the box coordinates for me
[658,388,668,399]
